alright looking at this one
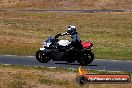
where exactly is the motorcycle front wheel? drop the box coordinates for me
[36,50,51,63]
[78,51,94,66]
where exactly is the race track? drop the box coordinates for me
[0,55,132,72]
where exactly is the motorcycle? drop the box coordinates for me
[35,34,94,66]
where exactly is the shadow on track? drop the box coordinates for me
[55,62,98,66]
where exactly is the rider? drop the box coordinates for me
[59,25,82,49]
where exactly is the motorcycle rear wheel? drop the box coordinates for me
[36,50,51,63]
[78,51,94,66]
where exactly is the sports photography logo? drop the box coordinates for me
[76,66,131,84]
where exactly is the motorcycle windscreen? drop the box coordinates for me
[81,42,91,48]
[43,36,54,47]
[45,36,54,43]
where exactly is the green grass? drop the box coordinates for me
[0,64,131,74]
[0,11,132,60]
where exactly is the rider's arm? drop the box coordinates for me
[55,32,68,38]
[61,32,69,36]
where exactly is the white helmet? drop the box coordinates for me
[67,25,76,34]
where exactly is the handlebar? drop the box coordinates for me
[54,33,62,39]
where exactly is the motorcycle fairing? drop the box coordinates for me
[43,36,54,47]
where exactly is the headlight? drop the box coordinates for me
[43,42,47,46]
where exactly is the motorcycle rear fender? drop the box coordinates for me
[81,48,92,52]
[86,47,92,51]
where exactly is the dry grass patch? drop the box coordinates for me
[0,65,76,88]
[0,0,132,10]
[0,35,41,55]
[0,65,131,88]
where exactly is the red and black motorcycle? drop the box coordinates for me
[36,34,94,66]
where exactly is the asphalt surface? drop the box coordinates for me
[0,9,131,13]
[0,55,132,72]
[18,9,128,13]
